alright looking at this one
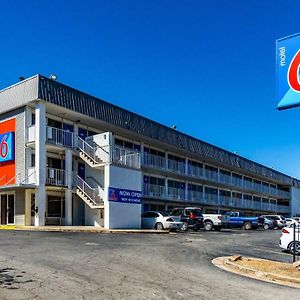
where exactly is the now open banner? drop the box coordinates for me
[108,187,141,204]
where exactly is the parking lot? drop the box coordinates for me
[0,229,299,300]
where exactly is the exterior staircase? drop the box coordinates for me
[77,136,107,168]
[75,175,104,209]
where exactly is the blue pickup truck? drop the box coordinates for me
[225,212,258,230]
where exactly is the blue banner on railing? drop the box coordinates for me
[108,187,141,204]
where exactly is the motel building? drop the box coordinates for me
[0,75,299,228]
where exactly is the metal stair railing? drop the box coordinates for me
[77,136,103,164]
[76,175,103,206]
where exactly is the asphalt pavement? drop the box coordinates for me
[0,228,298,300]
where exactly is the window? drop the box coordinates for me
[144,147,165,157]
[47,118,62,129]
[188,160,203,168]
[220,169,231,176]
[31,113,36,125]
[168,180,185,189]
[47,196,65,218]
[219,190,230,197]
[188,183,203,192]
[244,176,252,183]
[205,165,218,172]
[31,154,35,167]
[205,187,217,195]
[243,194,252,200]
[232,192,242,199]
[168,154,184,162]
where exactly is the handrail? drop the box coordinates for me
[86,176,104,189]
[21,170,36,185]
[76,175,103,206]
[77,136,102,164]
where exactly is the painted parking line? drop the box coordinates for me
[252,247,290,256]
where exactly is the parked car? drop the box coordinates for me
[225,212,258,230]
[141,211,183,231]
[261,215,286,229]
[202,213,231,231]
[257,216,276,230]
[279,226,300,255]
[285,218,299,227]
[169,207,204,231]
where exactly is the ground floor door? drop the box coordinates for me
[0,193,15,225]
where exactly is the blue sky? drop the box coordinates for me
[1,0,300,177]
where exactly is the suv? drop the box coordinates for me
[261,215,286,229]
[170,207,204,231]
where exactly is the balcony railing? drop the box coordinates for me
[167,187,186,200]
[47,126,74,148]
[143,184,166,198]
[187,165,204,178]
[204,170,218,181]
[46,168,66,186]
[143,153,166,169]
[112,146,141,169]
[167,159,185,174]
[187,190,203,202]
[219,173,231,185]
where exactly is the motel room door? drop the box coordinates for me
[0,193,15,225]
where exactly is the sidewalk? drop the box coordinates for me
[212,256,300,289]
[7,226,169,234]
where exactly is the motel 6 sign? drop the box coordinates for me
[277,33,300,110]
[0,132,15,163]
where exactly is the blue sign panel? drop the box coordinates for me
[277,33,300,110]
[0,132,15,163]
[108,187,141,204]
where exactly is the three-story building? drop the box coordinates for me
[0,75,299,228]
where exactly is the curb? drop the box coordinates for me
[13,226,169,234]
[212,256,300,289]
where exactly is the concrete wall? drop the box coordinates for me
[291,187,300,217]
[104,165,142,229]
[84,205,104,227]
[15,189,25,225]
[73,196,85,226]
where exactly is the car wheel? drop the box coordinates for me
[181,222,188,231]
[243,222,252,230]
[155,222,164,231]
[288,241,300,255]
[204,221,213,231]
[263,224,270,230]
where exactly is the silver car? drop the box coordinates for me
[141,211,183,231]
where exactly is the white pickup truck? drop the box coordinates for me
[202,213,231,231]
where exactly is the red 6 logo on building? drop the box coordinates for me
[0,135,9,159]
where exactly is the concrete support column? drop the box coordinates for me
[65,149,73,225]
[74,122,79,148]
[25,189,32,226]
[35,101,46,226]
[165,177,168,198]
[185,181,188,202]
[185,157,188,175]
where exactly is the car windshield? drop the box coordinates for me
[267,216,280,220]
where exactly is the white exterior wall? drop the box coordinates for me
[104,165,142,229]
[291,186,300,216]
